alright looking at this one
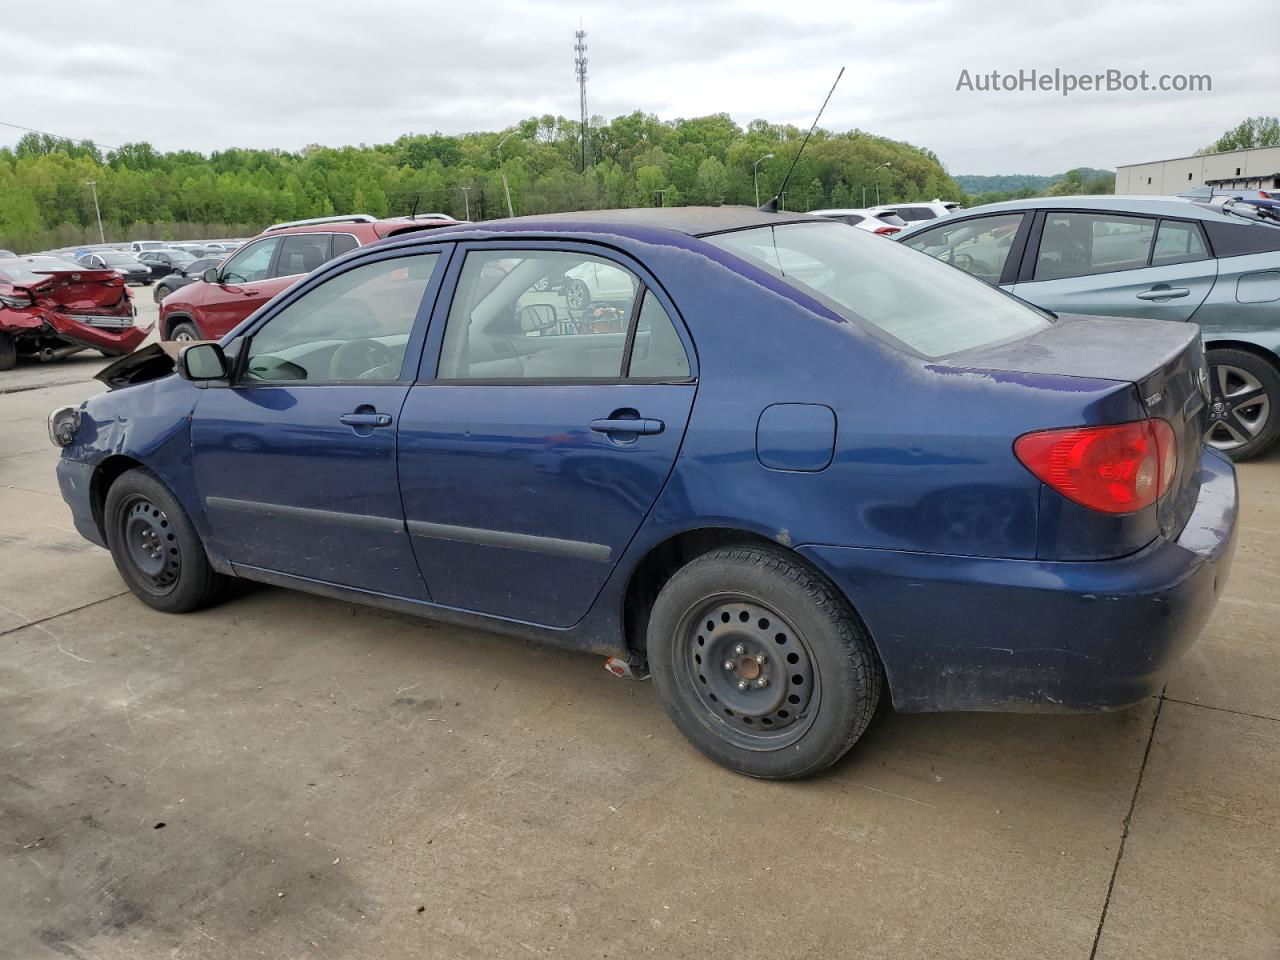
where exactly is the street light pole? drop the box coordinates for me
[875,162,891,206]
[496,130,519,218]
[85,180,105,243]
[752,153,774,207]
[460,186,472,221]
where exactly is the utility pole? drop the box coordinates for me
[574,29,589,173]
[862,186,867,207]
[654,189,668,208]
[459,186,472,221]
[85,180,105,243]
[753,153,774,207]
[496,130,519,218]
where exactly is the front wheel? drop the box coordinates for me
[154,283,171,303]
[564,278,591,311]
[168,320,200,343]
[1205,348,1280,461]
[104,468,228,613]
[648,545,881,779]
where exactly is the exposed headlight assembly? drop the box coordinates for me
[48,405,81,447]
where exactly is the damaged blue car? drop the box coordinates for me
[50,208,1238,779]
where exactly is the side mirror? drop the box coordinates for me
[201,267,220,283]
[518,303,559,333]
[177,342,228,381]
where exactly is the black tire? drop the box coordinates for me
[564,278,591,311]
[648,545,881,779]
[1205,348,1280,461]
[104,468,228,613]
[168,320,201,343]
[0,332,15,371]
[154,283,171,303]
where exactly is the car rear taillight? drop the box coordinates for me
[1014,420,1177,514]
[874,226,901,236]
[104,275,124,287]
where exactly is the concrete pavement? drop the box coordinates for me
[1,313,1277,959]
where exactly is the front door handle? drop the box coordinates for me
[242,289,260,296]
[340,412,392,427]
[590,417,664,436]
[1137,286,1190,301]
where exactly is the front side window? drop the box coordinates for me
[242,254,440,383]
[902,213,1025,284]
[221,238,279,284]
[707,221,1049,358]
[438,250,644,380]
[1034,213,1155,281]
[1151,220,1209,266]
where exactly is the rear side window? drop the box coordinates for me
[842,215,865,226]
[1203,220,1280,257]
[1151,221,1209,266]
[707,222,1049,358]
[276,234,331,277]
[331,234,359,258]
[1034,213,1154,281]
[628,292,689,378]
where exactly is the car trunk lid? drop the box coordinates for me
[30,267,130,313]
[945,313,1207,538]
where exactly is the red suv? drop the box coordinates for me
[158,214,457,342]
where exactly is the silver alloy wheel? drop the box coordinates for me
[1205,362,1271,453]
[173,327,196,343]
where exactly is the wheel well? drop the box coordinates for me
[161,312,196,340]
[89,455,144,540]
[622,528,820,657]
[1205,339,1280,371]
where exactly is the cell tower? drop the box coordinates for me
[574,29,589,172]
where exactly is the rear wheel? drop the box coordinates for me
[1205,348,1280,461]
[0,332,15,371]
[153,283,172,303]
[648,545,881,779]
[564,279,591,311]
[168,320,200,343]
[104,468,228,613]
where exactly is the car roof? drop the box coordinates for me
[947,194,1252,223]
[420,206,821,241]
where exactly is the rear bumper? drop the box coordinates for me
[44,308,150,355]
[800,447,1238,713]
[56,457,106,548]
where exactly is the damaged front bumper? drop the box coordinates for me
[800,447,1238,713]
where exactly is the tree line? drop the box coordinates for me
[0,111,1122,253]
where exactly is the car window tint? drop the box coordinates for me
[1151,221,1208,266]
[627,292,689,378]
[331,234,359,258]
[438,250,640,380]
[903,213,1024,284]
[843,215,865,226]
[221,238,280,283]
[242,254,439,384]
[707,222,1049,359]
[276,233,331,277]
[1034,213,1155,281]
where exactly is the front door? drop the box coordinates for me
[191,249,446,597]
[397,244,697,627]
[201,236,286,338]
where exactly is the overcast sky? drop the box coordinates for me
[2,0,1275,176]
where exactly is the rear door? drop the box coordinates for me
[1011,211,1216,322]
[396,242,697,627]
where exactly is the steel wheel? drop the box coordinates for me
[674,594,820,750]
[116,495,181,595]
[1205,362,1271,454]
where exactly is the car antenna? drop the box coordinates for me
[759,66,844,213]
[409,193,420,219]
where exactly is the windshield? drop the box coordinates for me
[705,222,1050,358]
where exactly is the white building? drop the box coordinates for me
[1114,145,1280,195]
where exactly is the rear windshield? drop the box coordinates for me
[705,222,1050,358]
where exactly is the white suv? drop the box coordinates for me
[808,208,908,236]
[868,201,962,224]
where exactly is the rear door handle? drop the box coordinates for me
[340,412,392,427]
[1137,286,1190,300]
[590,417,665,436]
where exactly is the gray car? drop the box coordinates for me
[898,196,1280,459]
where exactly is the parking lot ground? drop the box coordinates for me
[1,328,1278,959]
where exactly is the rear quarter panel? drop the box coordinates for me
[1191,252,1280,358]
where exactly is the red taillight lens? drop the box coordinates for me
[874,226,901,235]
[1014,420,1177,514]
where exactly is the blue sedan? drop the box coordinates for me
[50,208,1237,779]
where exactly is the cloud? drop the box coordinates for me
[0,0,1272,174]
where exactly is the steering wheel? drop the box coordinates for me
[329,338,396,380]
[952,252,995,276]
